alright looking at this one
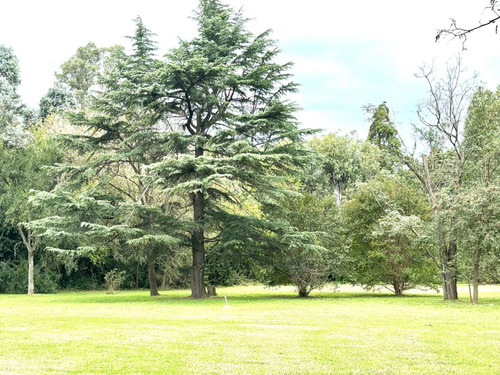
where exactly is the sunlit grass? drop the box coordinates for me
[0,285,499,374]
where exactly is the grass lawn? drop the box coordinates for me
[0,285,499,374]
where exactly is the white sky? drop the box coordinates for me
[1,0,499,139]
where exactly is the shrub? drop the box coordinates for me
[104,269,126,294]
[0,260,59,294]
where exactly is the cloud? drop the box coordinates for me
[296,108,368,137]
[3,0,500,143]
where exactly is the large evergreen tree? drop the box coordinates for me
[151,0,311,298]
[31,19,182,296]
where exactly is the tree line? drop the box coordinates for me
[1,0,499,302]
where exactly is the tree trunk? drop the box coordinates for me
[442,240,458,300]
[334,183,342,207]
[191,145,207,299]
[27,248,34,295]
[161,263,168,290]
[147,248,160,296]
[472,244,482,304]
[135,261,140,289]
[472,265,480,305]
[298,285,310,298]
[191,195,207,298]
[18,224,35,295]
[422,155,457,300]
[207,285,217,296]
[442,272,458,300]
[393,281,404,297]
[435,229,459,300]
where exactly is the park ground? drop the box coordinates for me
[0,285,499,374]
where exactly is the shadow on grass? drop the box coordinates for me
[224,292,446,304]
[12,288,499,308]
[17,290,419,304]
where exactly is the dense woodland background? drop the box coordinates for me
[1,0,499,303]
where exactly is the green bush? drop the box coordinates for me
[104,269,126,294]
[0,260,60,294]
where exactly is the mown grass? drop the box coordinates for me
[0,285,499,374]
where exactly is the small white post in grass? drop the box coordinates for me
[223,295,231,308]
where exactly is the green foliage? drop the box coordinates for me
[262,192,342,297]
[0,124,65,294]
[0,260,60,294]
[454,186,500,271]
[0,223,18,261]
[463,86,500,181]
[365,102,401,170]
[400,59,477,301]
[455,86,500,299]
[104,269,126,294]
[365,102,400,152]
[156,248,191,289]
[309,133,380,204]
[0,126,63,225]
[55,42,124,109]
[0,45,20,87]
[481,253,500,283]
[36,21,176,238]
[203,210,280,287]
[0,45,32,147]
[205,247,252,286]
[28,187,115,250]
[3,2,500,301]
[29,20,185,297]
[38,86,75,121]
[343,174,438,295]
[149,0,313,297]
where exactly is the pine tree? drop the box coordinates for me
[152,0,312,298]
[32,18,182,296]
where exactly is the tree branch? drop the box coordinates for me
[436,3,500,48]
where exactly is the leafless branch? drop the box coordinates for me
[415,56,478,162]
[436,2,500,49]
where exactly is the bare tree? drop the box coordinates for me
[416,57,477,162]
[401,56,478,300]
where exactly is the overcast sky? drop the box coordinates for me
[2,0,499,139]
